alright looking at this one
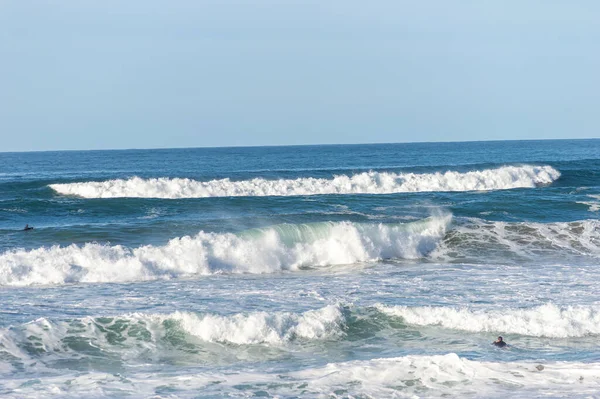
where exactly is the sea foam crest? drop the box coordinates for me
[170,304,345,344]
[0,217,450,286]
[49,165,560,198]
[376,303,600,337]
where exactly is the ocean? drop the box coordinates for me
[0,139,599,398]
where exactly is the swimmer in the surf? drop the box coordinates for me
[23,224,34,231]
[492,336,507,348]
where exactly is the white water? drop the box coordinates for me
[0,217,450,286]
[49,165,560,198]
[291,353,600,398]
[3,354,600,398]
[376,303,600,337]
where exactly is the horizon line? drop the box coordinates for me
[2,137,598,155]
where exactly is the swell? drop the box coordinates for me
[0,216,450,286]
[48,165,560,198]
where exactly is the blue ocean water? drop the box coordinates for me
[0,139,599,398]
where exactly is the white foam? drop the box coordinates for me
[170,304,345,344]
[0,217,450,286]
[3,354,600,398]
[290,353,600,398]
[376,303,600,337]
[49,165,560,198]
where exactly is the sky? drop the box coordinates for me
[0,1,598,152]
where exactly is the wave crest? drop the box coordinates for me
[49,165,560,198]
[172,304,345,345]
[0,217,450,286]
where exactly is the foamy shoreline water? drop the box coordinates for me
[2,353,600,398]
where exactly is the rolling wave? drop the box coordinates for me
[376,303,600,337]
[0,216,450,286]
[49,165,560,198]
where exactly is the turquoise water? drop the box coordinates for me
[0,140,599,397]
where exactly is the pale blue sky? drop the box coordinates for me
[0,1,598,151]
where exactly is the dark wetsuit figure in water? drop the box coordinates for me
[493,336,507,348]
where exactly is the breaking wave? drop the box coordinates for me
[49,165,560,198]
[0,216,450,286]
[376,303,600,338]
[171,304,345,345]
[3,214,598,287]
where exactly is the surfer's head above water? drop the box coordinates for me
[493,336,507,347]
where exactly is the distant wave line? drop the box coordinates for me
[48,165,560,199]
